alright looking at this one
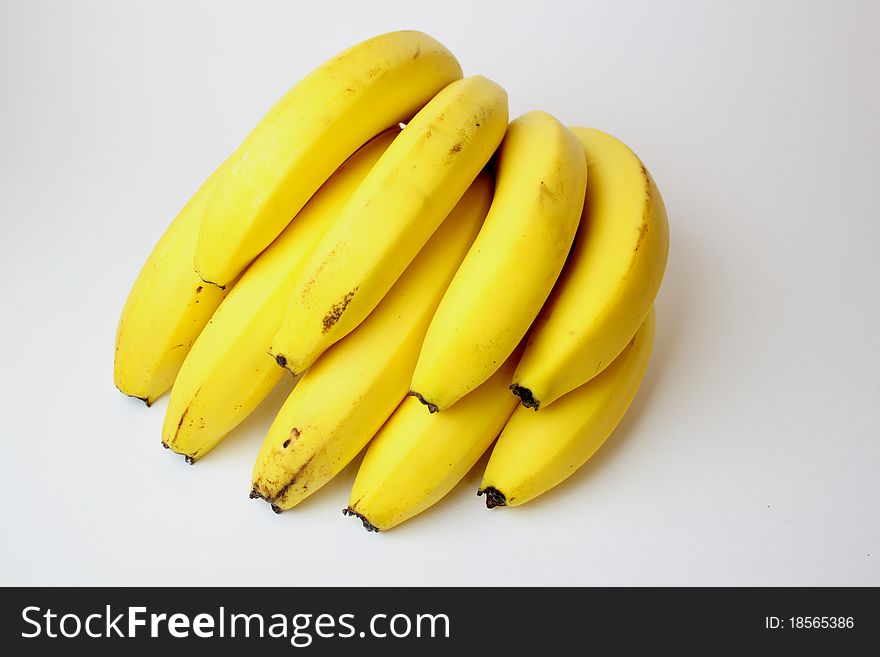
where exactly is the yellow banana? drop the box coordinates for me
[268,75,509,376]
[346,346,522,532]
[161,130,397,461]
[511,128,669,410]
[251,174,493,510]
[114,167,229,405]
[193,31,462,288]
[409,111,586,412]
[480,308,655,508]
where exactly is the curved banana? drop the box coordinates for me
[268,75,508,376]
[480,308,655,508]
[346,346,521,532]
[409,111,586,412]
[251,175,493,510]
[193,31,462,288]
[114,166,229,405]
[510,128,669,410]
[161,130,397,461]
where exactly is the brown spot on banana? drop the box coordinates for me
[270,453,317,507]
[322,288,357,333]
[174,405,190,438]
[634,221,650,252]
[281,427,301,449]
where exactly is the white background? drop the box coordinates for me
[1,0,878,586]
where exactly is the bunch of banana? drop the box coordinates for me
[114,29,669,531]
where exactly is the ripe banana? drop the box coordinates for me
[346,346,522,532]
[510,128,669,410]
[193,31,462,288]
[251,174,493,510]
[409,111,586,412]
[114,166,230,405]
[161,129,397,461]
[480,308,655,508]
[268,75,509,376]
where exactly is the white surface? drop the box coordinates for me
[1,0,878,586]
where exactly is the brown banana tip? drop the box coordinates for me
[478,487,507,509]
[117,385,151,407]
[195,271,226,290]
[510,384,540,411]
[250,488,280,511]
[270,351,298,377]
[343,507,380,532]
[407,391,439,414]
[162,441,196,464]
